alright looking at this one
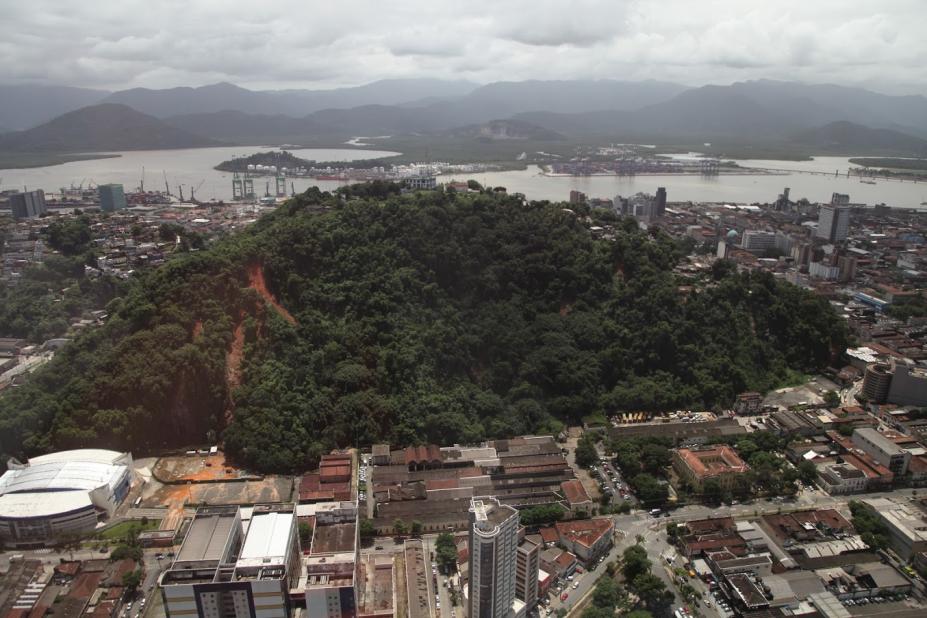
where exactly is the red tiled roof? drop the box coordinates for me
[560,480,591,505]
[425,478,459,490]
[320,465,351,481]
[677,446,749,478]
[299,489,335,502]
[539,527,559,544]
[300,473,320,491]
[555,552,577,568]
[555,518,614,549]
[404,445,442,466]
[55,562,81,576]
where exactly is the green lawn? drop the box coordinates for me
[98,519,161,540]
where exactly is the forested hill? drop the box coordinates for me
[0,186,846,472]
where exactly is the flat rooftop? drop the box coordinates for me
[176,507,239,563]
[237,510,293,566]
[311,522,356,554]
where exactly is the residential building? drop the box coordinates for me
[568,191,586,205]
[554,518,614,564]
[9,191,46,219]
[515,537,539,610]
[852,428,911,476]
[468,497,523,618]
[862,363,892,403]
[98,184,127,212]
[672,446,750,491]
[816,204,850,243]
[809,261,840,280]
[160,504,301,618]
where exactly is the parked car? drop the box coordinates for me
[560,593,568,601]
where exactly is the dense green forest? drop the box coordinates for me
[0,186,846,472]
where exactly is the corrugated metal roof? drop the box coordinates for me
[237,511,293,565]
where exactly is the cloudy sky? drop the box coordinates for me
[3,0,925,94]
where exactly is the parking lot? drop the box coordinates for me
[592,450,636,506]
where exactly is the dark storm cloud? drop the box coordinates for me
[1,0,925,94]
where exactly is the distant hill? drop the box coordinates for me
[105,79,478,118]
[444,119,565,141]
[791,121,927,155]
[723,80,927,137]
[166,110,317,143]
[457,79,686,116]
[514,86,799,140]
[0,104,221,152]
[0,84,108,130]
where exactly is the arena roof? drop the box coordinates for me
[28,449,128,466]
[0,450,129,495]
[0,491,93,519]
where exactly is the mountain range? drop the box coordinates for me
[0,104,219,152]
[3,78,927,156]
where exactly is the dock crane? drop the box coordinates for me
[189,179,205,202]
[163,171,170,196]
[177,185,185,202]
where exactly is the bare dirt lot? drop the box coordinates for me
[152,453,249,482]
[143,476,294,509]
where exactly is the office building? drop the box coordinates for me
[888,363,927,407]
[816,204,850,243]
[741,230,778,254]
[98,184,127,212]
[773,187,791,211]
[9,190,46,219]
[852,428,911,476]
[654,187,667,217]
[831,193,850,206]
[469,497,523,618]
[405,177,437,190]
[515,537,539,610]
[160,504,301,618]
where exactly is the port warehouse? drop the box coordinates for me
[0,449,133,546]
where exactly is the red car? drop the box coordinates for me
[560,593,569,602]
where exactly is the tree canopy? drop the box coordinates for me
[0,187,847,472]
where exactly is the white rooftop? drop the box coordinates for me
[237,511,293,567]
[0,490,93,518]
[0,450,129,496]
